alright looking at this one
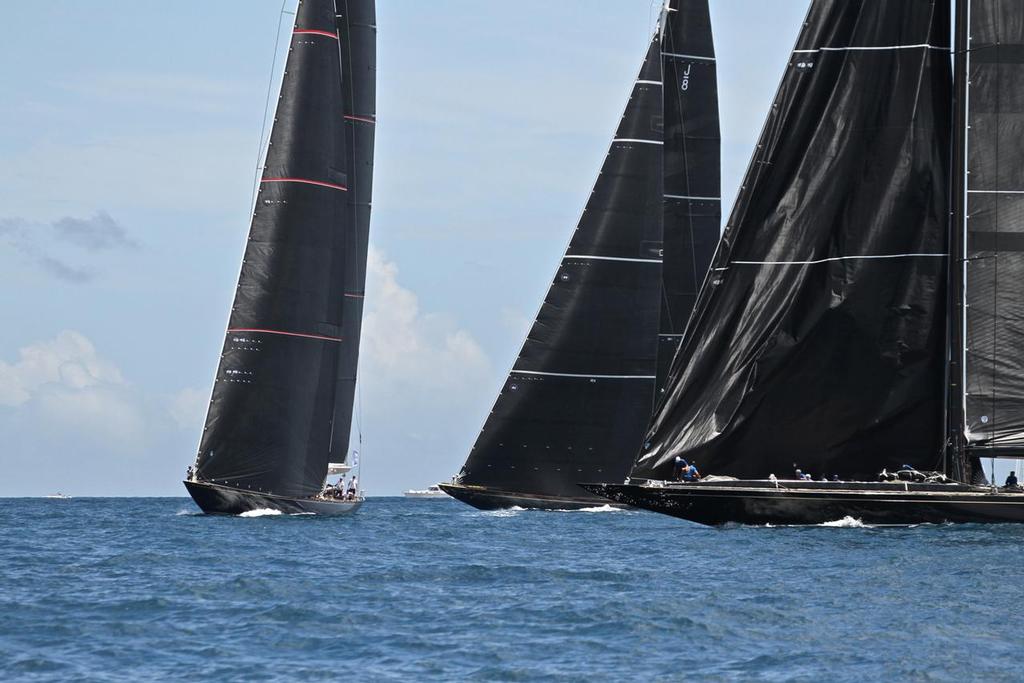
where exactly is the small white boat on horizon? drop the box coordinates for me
[403,485,450,499]
[44,493,71,500]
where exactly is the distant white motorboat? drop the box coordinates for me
[403,485,449,499]
[45,493,71,500]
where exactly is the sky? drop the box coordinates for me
[0,1,825,497]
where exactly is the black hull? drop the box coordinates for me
[184,480,362,516]
[581,481,1024,526]
[438,483,625,511]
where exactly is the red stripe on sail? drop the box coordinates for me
[293,29,339,39]
[261,177,348,192]
[227,328,344,343]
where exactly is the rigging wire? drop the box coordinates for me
[250,0,296,213]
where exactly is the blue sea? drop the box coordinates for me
[1,497,1022,681]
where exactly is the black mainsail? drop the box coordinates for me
[959,0,1024,456]
[444,1,720,508]
[187,0,375,512]
[632,0,953,482]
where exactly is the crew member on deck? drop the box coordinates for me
[682,462,700,482]
[673,456,687,481]
[346,475,359,500]
[1006,471,1019,489]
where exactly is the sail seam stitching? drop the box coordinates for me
[563,255,662,264]
[612,138,664,145]
[662,52,714,61]
[794,44,948,53]
[512,370,656,380]
[729,253,948,266]
[665,194,720,201]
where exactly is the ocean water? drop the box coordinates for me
[2,498,1022,682]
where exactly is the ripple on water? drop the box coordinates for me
[0,497,1022,682]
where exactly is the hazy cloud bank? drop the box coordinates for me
[0,331,203,495]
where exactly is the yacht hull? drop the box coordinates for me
[184,480,362,516]
[438,483,626,511]
[581,481,1024,526]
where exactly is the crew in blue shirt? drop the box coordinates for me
[673,456,688,481]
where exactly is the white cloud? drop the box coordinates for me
[0,331,124,407]
[0,331,204,495]
[361,248,489,389]
[357,248,495,492]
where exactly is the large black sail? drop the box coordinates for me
[657,0,721,394]
[331,1,376,459]
[960,0,1024,453]
[633,0,952,482]
[454,34,667,500]
[196,0,367,498]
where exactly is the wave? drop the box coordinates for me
[819,516,869,528]
[480,506,525,517]
[238,508,283,518]
[554,504,625,513]
[175,509,200,517]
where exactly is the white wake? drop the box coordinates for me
[820,516,869,528]
[555,504,624,513]
[481,506,525,517]
[238,508,283,518]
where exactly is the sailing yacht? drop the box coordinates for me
[586,0,1024,525]
[442,0,722,510]
[184,0,376,515]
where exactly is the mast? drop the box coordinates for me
[948,0,970,481]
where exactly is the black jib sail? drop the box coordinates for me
[632,0,953,482]
[332,1,376,460]
[449,1,720,505]
[958,0,1024,455]
[657,0,721,394]
[193,0,375,500]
